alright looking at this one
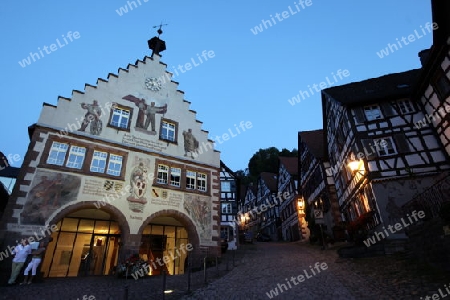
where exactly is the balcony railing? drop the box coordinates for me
[402,172,450,218]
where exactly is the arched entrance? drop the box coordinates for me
[137,210,200,276]
[40,203,129,277]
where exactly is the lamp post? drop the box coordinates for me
[314,198,326,250]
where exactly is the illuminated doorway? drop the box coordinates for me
[140,217,189,276]
[41,209,121,277]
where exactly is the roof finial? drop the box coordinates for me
[148,22,168,57]
[153,22,168,37]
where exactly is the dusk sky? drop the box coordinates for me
[0,1,434,172]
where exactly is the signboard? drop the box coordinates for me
[314,209,324,224]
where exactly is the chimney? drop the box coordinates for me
[418,49,431,67]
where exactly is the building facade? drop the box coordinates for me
[0,45,221,278]
[219,161,239,250]
[277,156,302,242]
[321,69,450,239]
[257,172,281,241]
[298,130,341,241]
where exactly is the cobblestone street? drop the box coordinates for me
[1,241,449,300]
[182,241,450,300]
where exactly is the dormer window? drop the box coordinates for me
[364,105,382,121]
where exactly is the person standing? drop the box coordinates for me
[21,242,45,285]
[8,239,31,285]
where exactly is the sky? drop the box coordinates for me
[0,1,434,172]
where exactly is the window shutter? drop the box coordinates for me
[394,134,410,153]
[381,102,396,117]
[361,139,378,159]
[354,108,366,124]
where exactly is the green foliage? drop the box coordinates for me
[236,147,297,186]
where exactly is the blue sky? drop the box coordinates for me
[0,1,434,172]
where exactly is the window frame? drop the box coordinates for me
[221,203,232,214]
[432,69,450,100]
[159,118,179,144]
[47,142,69,166]
[65,145,86,169]
[363,105,383,121]
[152,158,211,195]
[394,99,415,114]
[197,172,207,192]
[107,103,133,132]
[374,137,397,157]
[41,135,127,180]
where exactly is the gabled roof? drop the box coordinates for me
[278,156,298,176]
[259,172,278,192]
[299,129,325,160]
[323,69,421,106]
[220,160,236,177]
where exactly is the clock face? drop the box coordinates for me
[145,77,162,91]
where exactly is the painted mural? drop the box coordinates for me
[78,100,103,135]
[122,94,167,135]
[182,129,199,159]
[184,194,212,242]
[127,156,151,213]
[20,170,81,225]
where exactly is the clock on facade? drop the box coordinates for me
[145,77,162,91]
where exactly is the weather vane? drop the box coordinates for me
[153,22,168,37]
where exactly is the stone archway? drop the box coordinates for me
[42,201,131,277]
[137,209,202,273]
[46,201,130,240]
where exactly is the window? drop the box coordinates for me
[66,146,86,169]
[374,137,397,156]
[364,105,382,121]
[107,154,123,176]
[160,119,177,142]
[90,151,123,176]
[170,167,181,187]
[47,142,69,166]
[110,107,130,129]
[221,181,231,192]
[197,173,207,192]
[186,171,196,189]
[157,164,169,184]
[433,71,450,99]
[90,151,107,173]
[395,99,414,114]
[222,203,232,214]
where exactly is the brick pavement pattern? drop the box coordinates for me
[0,241,448,300]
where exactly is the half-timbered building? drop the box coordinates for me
[277,156,301,241]
[298,130,341,240]
[0,34,221,279]
[219,161,239,250]
[257,172,280,241]
[322,69,450,239]
[240,184,257,237]
[414,0,450,158]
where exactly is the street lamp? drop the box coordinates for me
[348,158,365,175]
[297,197,305,215]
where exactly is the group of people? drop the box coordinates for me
[7,239,46,285]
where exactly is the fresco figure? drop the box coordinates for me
[182,129,199,158]
[78,100,102,135]
[122,95,167,134]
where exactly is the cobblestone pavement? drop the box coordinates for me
[0,242,449,300]
[181,241,450,300]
